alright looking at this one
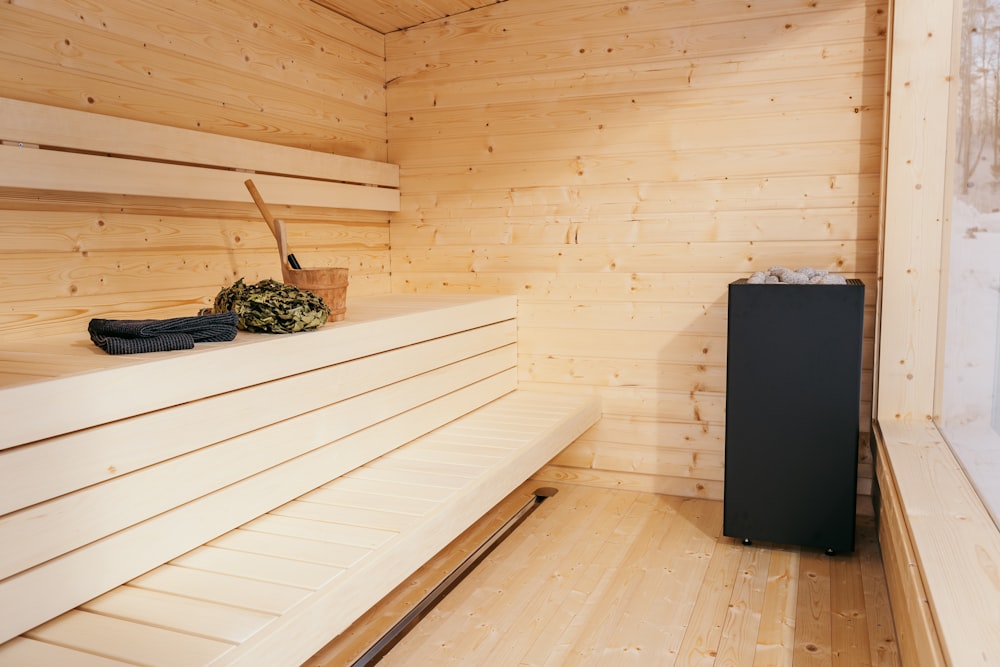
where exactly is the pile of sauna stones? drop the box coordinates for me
[746,266,847,285]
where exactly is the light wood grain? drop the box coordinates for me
[0,98,396,188]
[313,0,497,33]
[0,294,519,645]
[322,485,899,667]
[0,2,386,159]
[385,0,885,507]
[0,346,516,580]
[0,145,399,211]
[872,0,1000,664]
[0,0,396,341]
[877,421,1000,666]
[0,294,515,449]
[386,0,884,81]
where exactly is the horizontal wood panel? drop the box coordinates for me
[0,275,391,340]
[575,401,870,447]
[518,327,874,364]
[395,272,879,305]
[0,146,399,211]
[0,187,393,222]
[1,5,386,153]
[386,0,885,81]
[19,0,384,71]
[532,463,725,499]
[81,587,273,646]
[390,111,883,166]
[396,142,883,190]
[517,300,877,339]
[389,73,885,134]
[390,208,880,245]
[550,439,727,481]
[387,0,880,53]
[1,55,385,159]
[26,610,232,667]
[393,240,877,274]
[520,354,876,399]
[0,211,388,254]
[0,249,386,303]
[389,39,885,111]
[0,99,398,188]
[394,174,883,216]
[129,565,311,617]
[0,637,136,666]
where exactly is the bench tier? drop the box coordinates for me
[1,390,600,666]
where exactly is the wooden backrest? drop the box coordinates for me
[0,98,399,210]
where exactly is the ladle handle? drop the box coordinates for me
[244,179,279,241]
[245,179,301,270]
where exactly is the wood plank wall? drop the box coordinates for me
[386,0,889,504]
[0,1,389,339]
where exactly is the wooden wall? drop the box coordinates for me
[0,1,390,339]
[386,0,888,503]
[0,0,889,507]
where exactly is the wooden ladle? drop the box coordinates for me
[244,179,301,269]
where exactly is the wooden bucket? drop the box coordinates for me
[281,265,348,322]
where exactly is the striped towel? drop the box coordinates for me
[88,312,239,355]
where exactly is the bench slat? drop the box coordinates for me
[208,531,373,569]
[241,514,396,550]
[0,98,399,188]
[171,547,343,590]
[0,638,134,666]
[272,500,416,533]
[129,565,308,617]
[0,144,401,211]
[26,610,232,667]
[81,588,273,645]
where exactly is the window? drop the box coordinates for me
[938,0,1000,525]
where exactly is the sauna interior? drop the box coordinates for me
[0,0,997,665]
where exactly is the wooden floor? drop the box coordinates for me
[307,482,899,667]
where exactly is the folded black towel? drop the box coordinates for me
[88,312,239,355]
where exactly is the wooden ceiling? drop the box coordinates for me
[311,0,504,34]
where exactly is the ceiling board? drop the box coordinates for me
[311,0,504,34]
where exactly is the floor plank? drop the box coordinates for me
[306,484,900,666]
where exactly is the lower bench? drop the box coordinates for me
[0,390,600,667]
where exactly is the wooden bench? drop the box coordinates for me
[0,294,600,666]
